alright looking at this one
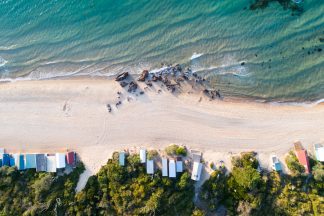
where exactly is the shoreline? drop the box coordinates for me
[0,77,323,188]
[1,75,324,105]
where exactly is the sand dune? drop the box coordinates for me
[0,78,323,188]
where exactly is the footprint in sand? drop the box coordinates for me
[63,101,72,117]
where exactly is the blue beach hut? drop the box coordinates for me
[25,154,36,169]
[9,157,15,167]
[2,154,10,166]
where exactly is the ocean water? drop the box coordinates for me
[0,0,323,102]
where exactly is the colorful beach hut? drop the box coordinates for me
[25,154,36,169]
[66,152,76,166]
[271,155,282,171]
[169,159,176,178]
[162,158,168,177]
[13,154,25,170]
[2,154,10,166]
[119,151,125,166]
[36,154,47,172]
[55,153,66,169]
[294,142,310,174]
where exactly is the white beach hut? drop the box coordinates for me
[314,144,324,162]
[191,162,203,181]
[46,155,57,172]
[162,158,168,177]
[176,157,183,172]
[55,153,66,169]
[169,159,176,178]
[140,149,146,163]
[146,160,154,174]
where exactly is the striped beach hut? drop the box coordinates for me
[13,154,25,170]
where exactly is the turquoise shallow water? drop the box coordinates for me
[0,0,323,102]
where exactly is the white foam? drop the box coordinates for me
[190,52,203,60]
[0,56,7,67]
[270,98,324,108]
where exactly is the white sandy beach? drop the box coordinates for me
[0,78,323,189]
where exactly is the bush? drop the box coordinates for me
[285,151,305,175]
[165,144,187,156]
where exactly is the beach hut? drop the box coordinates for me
[66,151,76,166]
[162,158,168,177]
[2,154,10,166]
[146,160,154,174]
[140,149,146,163]
[294,142,310,174]
[270,155,282,171]
[176,157,183,172]
[169,159,176,178]
[36,154,47,172]
[9,156,15,167]
[56,153,66,169]
[314,144,324,162]
[191,162,203,181]
[119,151,126,166]
[13,154,25,170]
[25,154,36,169]
[46,155,56,172]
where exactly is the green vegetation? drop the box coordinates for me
[200,152,324,215]
[285,151,305,176]
[0,163,85,215]
[70,153,195,215]
[0,151,322,215]
[165,144,187,156]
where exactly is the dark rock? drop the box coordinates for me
[128,81,138,93]
[308,51,311,55]
[152,74,162,82]
[120,81,128,87]
[139,91,144,95]
[318,48,322,52]
[115,72,129,81]
[138,70,149,82]
[106,104,112,112]
[145,81,153,87]
[116,101,122,107]
[241,62,245,66]
[320,38,324,42]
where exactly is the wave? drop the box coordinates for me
[190,52,203,60]
[0,56,7,67]
[270,98,324,107]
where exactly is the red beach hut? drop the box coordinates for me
[66,151,75,166]
[294,142,310,174]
